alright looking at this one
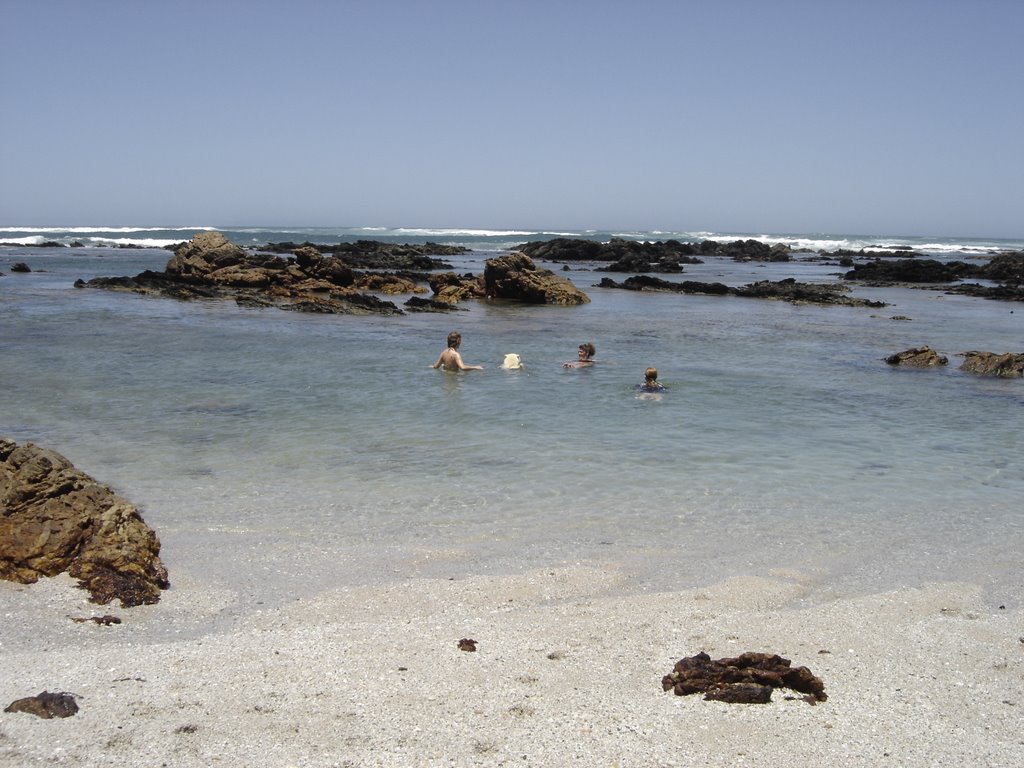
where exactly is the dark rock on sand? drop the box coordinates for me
[77,232,406,316]
[959,351,1024,377]
[483,253,590,305]
[458,638,478,652]
[5,691,79,719]
[0,438,169,607]
[885,346,949,367]
[662,651,827,704]
[599,275,885,307]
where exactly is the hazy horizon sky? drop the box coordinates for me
[2,0,1022,238]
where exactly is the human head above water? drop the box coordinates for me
[579,342,596,359]
[447,331,462,349]
[645,367,658,382]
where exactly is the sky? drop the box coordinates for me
[2,0,1022,237]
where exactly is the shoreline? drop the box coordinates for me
[2,568,1021,766]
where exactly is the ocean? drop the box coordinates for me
[2,226,1022,621]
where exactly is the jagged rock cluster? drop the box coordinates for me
[885,348,1023,377]
[0,438,169,606]
[662,651,827,704]
[598,275,886,307]
[76,232,590,312]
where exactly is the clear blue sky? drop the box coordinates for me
[2,0,1022,237]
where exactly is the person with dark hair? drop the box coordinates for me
[564,342,596,368]
[431,330,483,372]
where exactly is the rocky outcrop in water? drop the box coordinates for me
[0,438,169,607]
[427,272,487,304]
[598,275,885,307]
[959,351,1024,377]
[516,236,793,269]
[516,237,704,270]
[885,347,949,367]
[483,253,590,304]
[258,239,463,270]
[843,258,974,283]
[76,232,406,315]
[662,651,827,704]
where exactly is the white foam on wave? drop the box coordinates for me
[388,227,581,238]
[0,226,215,234]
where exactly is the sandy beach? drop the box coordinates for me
[1,566,1021,767]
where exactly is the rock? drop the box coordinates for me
[78,232,404,316]
[404,296,467,313]
[10,262,31,273]
[843,258,975,283]
[979,251,1024,283]
[599,275,884,307]
[959,351,1024,377]
[458,638,478,652]
[517,237,703,272]
[0,438,169,606]
[4,691,79,719]
[885,347,948,367]
[662,651,827,704]
[483,253,590,305]
[427,272,486,304]
[166,231,246,278]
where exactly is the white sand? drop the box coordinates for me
[1,567,1021,767]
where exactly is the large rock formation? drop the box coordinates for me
[959,351,1024,377]
[483,253,590,305]
[0,438,169,606]
[598,275,886,307]
[77,232,406,315]
[516,237,703,273]
[843,258,974,283]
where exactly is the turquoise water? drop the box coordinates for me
[2,238,1021,610]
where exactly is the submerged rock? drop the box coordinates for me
[959,351,1024,377]
[599,275,885,307]
[0,438,169,606]
[662,651,827,704]
[885,346,949,367]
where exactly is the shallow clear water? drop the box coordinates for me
[2,245,1022,610]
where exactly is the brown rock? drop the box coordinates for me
[483,253,590,305]
[0,438,169,606]
[5,691,79,718]
[885,346,949,367]
[662,651,827,704]
[959,351,1024,377]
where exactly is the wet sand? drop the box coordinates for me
[1,567,1021,767]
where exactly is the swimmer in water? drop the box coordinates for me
[430,330,483,372]
[564,342,596,368]
[638,366,666,393]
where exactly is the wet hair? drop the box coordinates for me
[579,342,596,358]
[645,367,658,382]
[446,331,462,349]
